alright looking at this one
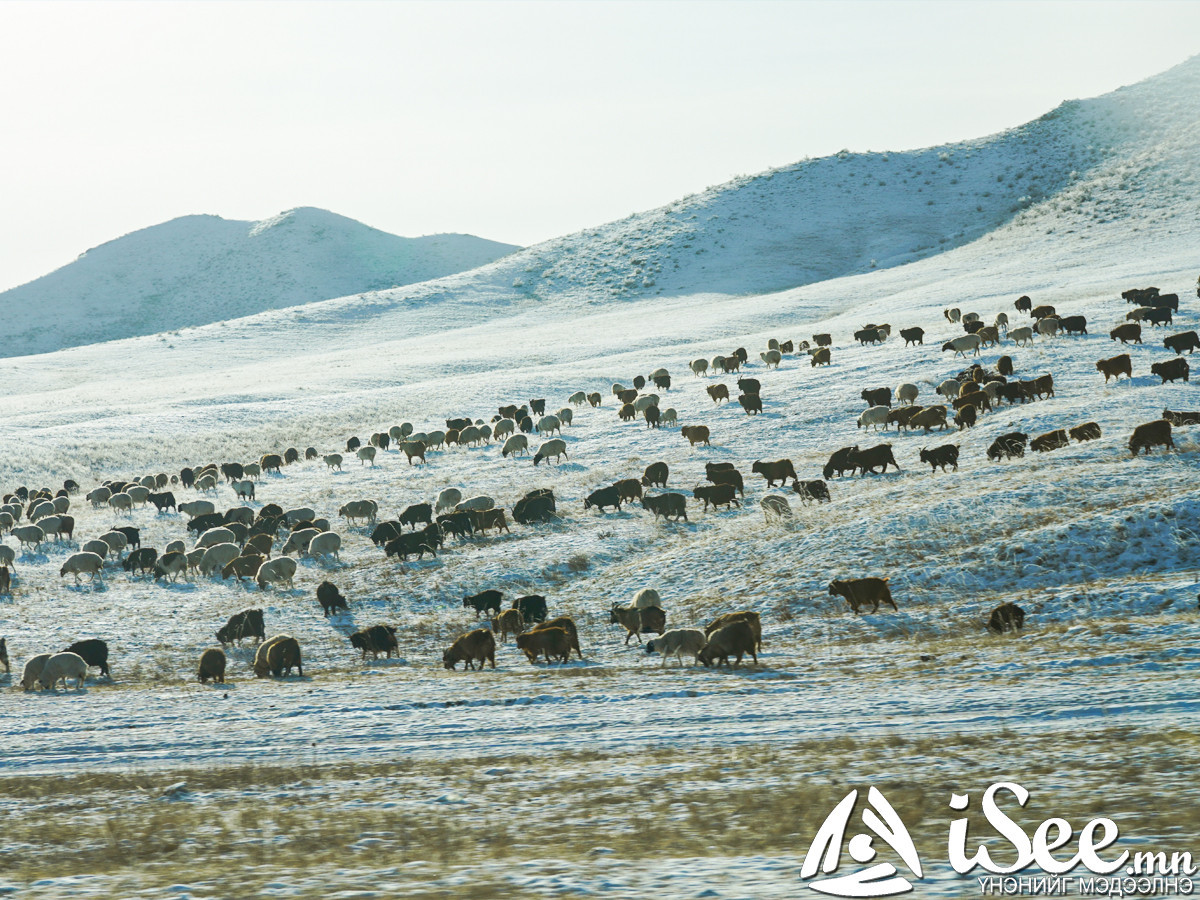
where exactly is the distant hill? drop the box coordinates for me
[0,206,519,357]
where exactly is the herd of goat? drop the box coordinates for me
[1,280,1194,691]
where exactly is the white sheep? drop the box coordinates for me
[179,500,215,519]
[962,312,981,324]
[38,652,88,691]
[895,383,919,405]
[1009,326,1035,347]
[21,653,51,691]
[283,507,316,525]
[388,425,405,442]
[399,441,426,465]
[257,557,297,589]
[80,539,109,560]
[86,487,112,508]
[29,501,55,522]
[233,479,256,500]
[59,551,104,582]
[536,415,561,435]
[99,530,128,557]
[339,500,378,524]
[0,512,13,533]
[760,494,794,523]
[569,391,587,406]
[459,425,482,446]
[424,430,446,450]
[857,405,890,431]
[493,419,515,439]
[1036,317,1060,338]
[936,379,962,400]
[108,493,133,515]
[13,524,44,552]
[556,408,574,427]
[36,516,63,541]
[195,527,236,550]
[646,628,707,667]
[532,439,567,466]
[282,528,321,556]
[455,496,495,512]
[942,334,982,357]
[126,485,151,507]
[501,434,529,458]
[165,539,186,555]
[305,531,342,561]
[195,474,218,492]
[994,312,1009,332]
[138,475,156,488]
[243,462,262,480]
[611,382,626,396]
[186,547,206,574]
[199,542,240,577]
[690,358,709,376]
[435,488,463,514]
[0,544,15,568]
[760,349,782,368]
[630,588,661,609]
[983,381,1003,402]
[52,496,70,515]
[660,408,678,426]
[357,446,377,466]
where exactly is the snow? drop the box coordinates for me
[0,207,519,358]
[2,55,1200,898]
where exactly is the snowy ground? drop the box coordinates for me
[3,58,1200,899]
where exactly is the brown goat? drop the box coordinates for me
[829,578,897,614]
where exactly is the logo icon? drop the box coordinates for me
[801,787,923,897]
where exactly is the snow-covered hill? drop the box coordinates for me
[0,207,519,357]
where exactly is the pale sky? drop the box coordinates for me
[1,1,1198,293]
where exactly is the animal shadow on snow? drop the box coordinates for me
[65,581,108,594]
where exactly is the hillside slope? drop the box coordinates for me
[0,207,519,357]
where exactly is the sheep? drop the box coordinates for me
[641,461,669,488]
[760,494,794,523]
[633,394,659,413]
[253,634,303,678]
[153,551,187,583]
[587,392,602,407]
[705,611,763,651]
[456,496,495,512]
[257,557,297,589]
[339,500,378,525]
[86,487,112,508]
[1151,358,1190,384]
[557,408,574,427]
[283,507,316,524]
[810,347,831,366]
[195,526,236,550]
[645,628,707,667]
[697,621,758,668]
[1130,420,1173,456]
[569,390,587,406]
[233,479,255,500]
[502,434,530,458]
[987,432,1029,461]
[197,648,227,683]
[1069,422,1102,442]
[1163,330,1200,355]
[350,624,399,660]
[357,446,377,466]
[21,653,51,691]
[919,444,959,472]
[1163,409,1200,426]
[1035,317,1060,338]
[108,492,133,515]
[829,577,897,614]
[936,379,962,401]
[944,308,961,323]
[643,405,661,428]
[51,495,70,515]
[37,652,88,691]
[199,543,240,577]
[425,430,446,449]
[1109,323,1142,344]
[533,439,568,466]
[760,349,782,368]
[954,405,976,430]
[533,415,561,437]
[305,531,342,561]
[681,425,711,447]
[1009,326,1035,347]
[737,393,762,415]
[493,418,516,439]
[243,462,262,480]
[179,499,216,518]
[1015,295,1032,313]
[994,312,1009,332]
[282,528,321,556]
[690,358,709,376]
[59,552,104,584]
[491,608,525,642]
[892,383,918,407]
[857,405,890,431]
[942,334,981,357]
[609,603,666,645]
[707,383,730,404]
[987,601,1026,634]
[1031,305,1056,320]
[793,480,831,504]
[443,628,496,670]
[221,553,264,582]
[0,545,15,568]
[1031,429,1070,453]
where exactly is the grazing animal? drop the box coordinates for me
[384,531,437,560]
[909,406,948,433]
[705,611,763,651]
[1164,331,1200,355]
[737,377,761,395]
[707,384,730,404]
[1015,295,1032,313]
[512,489,556,525]
[470,508,510,534]
[350,624,399,660]
[585,485,623,513]
[261,453,284,474]
[823,446,859,479]
[642,492,688,521]
[613,478,644,504]
[693,483,740,511]
[942,334,982,357]
[810,347,831,367]
[37,652,88,691]
[491,608,525,642]
[1163,409,1200,426]
[1151,358,1190,384]
[59,552,104,584]
[253,635,303,678]
[122,547,158,576]
[793,479,830,504]
[900,327,924,346]
[339,499,378,525]
[149,491,177,512]
[812,333,833,346]
[316,581,349,617]
[609,604,666,645]
[751,459,797,487]
[515,627,572,664]
[854,327,884,345]
[641,461,669,488]
[697,621,758,668]
[1058,315,1087,335]
[954,404,976,430]
[532,439,568,466]
[357,446,377,466]
[152,551,187,583]
[919,444,959,472]
[1031,304,1055,320]
[829,578,897,614]
[1129,419,1173,456]
[849,443,900,475]
[987,601,1025,634]
[987,432,1029,461]
[463,589,503,618]
[895,383,919,405]
[198,648,227,683]
[63,639,110,678]
[323,453,343,470]
[760,494,794,522]
[680,425,711,446]
[705,463,744,496]
[20,653,51,691]
[588,392,602,407]
[399,503,432,530]
[1109,323,1143,344]
[1009,326,1035,347]
[256,557,297,589]
[861,387,892,408]
[1036,317,1060,338]
[645,628,707,667]
[738,393,762,415]
[1031,429,1069,453]
[1069,422,1102,442]
[502,434,530,458]
[435,488,464,514]
[443,628,496,670]
[305,532,342,562]
[512,594,548,624]
[1096,354,1132,383]
[944,308,961,323]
